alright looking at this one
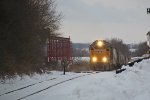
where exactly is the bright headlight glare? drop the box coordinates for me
[92,57,97,62]
[97,41,103,47]
[102,57,107,62]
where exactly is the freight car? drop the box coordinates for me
[89,40,129,71]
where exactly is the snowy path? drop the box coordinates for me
[0,72,92,100]
[26,59,150,100]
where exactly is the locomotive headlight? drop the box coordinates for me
[97,41,103,47]
[92,56,97,62]
[102,57,108,63]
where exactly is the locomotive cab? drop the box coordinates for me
[89,40,128,71]
[89,40,113,70]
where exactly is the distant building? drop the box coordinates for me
[147,31,150,47]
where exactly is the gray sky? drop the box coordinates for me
[57,0,150,44]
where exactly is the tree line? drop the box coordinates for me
[0,0,61,78]
[134,42,149,57]
[107,38,131,60]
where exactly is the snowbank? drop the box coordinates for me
[28,59,150,100]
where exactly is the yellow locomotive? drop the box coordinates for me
[89,40,128,71]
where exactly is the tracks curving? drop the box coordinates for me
[0,77,57,97]
[0,72,99,100]
[17,72,99,100]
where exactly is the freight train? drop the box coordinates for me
[89,40,129,71]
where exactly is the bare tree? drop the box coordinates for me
[107,38,130,59]
[0,0,62,76]
[135,42,149,56]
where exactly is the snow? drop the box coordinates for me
[0,59,150,100]
[129,48,136,52]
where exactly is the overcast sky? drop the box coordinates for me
[57,0,150,44]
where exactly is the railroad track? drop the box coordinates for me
[0,72,99,100]
[17,73,93,100]
[0,77,57,96]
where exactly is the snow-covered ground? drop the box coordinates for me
[0,59,150,100]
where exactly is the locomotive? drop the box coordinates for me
[89,40,129,71]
